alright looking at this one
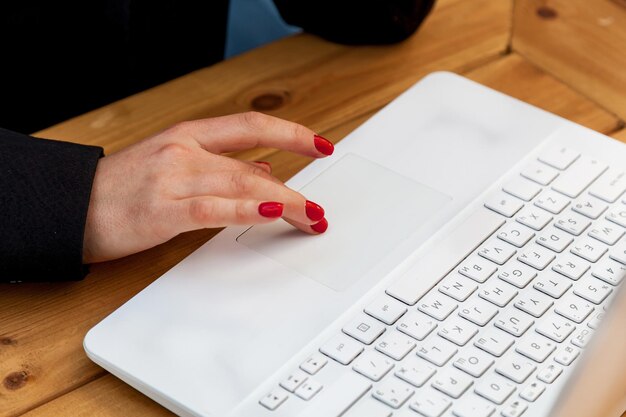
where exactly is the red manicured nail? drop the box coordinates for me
[313,134,334,156]
[258,202,283,218]
[311,218,328,233]
[254,161,271,170]
[305,200,325,222]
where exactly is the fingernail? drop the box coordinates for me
[313,134,334,156]
[258,202,283,218]
[311,218,328,233]
[254,161,271,170]
[305,200,325,222]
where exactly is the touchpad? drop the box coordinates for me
[237,153,451,291]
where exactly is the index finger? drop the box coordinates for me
[179,112,334,157]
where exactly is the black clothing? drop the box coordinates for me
[0,0,435,283]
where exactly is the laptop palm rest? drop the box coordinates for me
[237,153,451,292]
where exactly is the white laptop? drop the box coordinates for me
[84,72,626,417]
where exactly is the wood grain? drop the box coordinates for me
[9,54,623,417]
[512,0,626,119]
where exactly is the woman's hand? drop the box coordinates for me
[82,112,334,263]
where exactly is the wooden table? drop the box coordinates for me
[1,0,625,416]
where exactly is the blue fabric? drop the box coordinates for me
[225,0,301,58]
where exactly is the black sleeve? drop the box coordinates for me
[0,128,103,283]
[273,0,436,45]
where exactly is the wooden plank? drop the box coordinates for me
[512,0,626,120]
[612,128,626,143]
[12,53,624,416]
[0,1,513,415]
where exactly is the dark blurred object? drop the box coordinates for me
[0,0,435,134]
[275,0,436,44]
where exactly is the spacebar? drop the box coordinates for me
[297,372,371,417]
[386,208,504,305]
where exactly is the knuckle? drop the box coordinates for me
[291,122,309,140]
[155,143,191,161]
[228,171,253,194]
[240,111,269,131]
[189,200,215,224]
[234,201,251,223]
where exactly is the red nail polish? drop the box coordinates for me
[305,200,325,222]
[258,202,283,218]
[314,134,334,156]
[311,218,328,233]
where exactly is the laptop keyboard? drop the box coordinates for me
[260,146,626,416]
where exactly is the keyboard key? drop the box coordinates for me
[552,252,590,280]
[494,308,534,337]
[555,293,594,323]
[501,398,528,417]
[439,273,478,302]
[538,147,580,170]
[534,189,570,214]
[320,334,364,365]
[519,381,545,402]
[554,344,580,366]
[498,261,537,288]
[432,368,473,398]
[452,394,495,417]
[485,193,524,217]
[555,212,591,236]
[259,388,289,410]
[295,379,323,400]
[409,389,451,417]
[537,363,562,383]
[521,162,559,185]
[536,226,573,253]
[416,339,458,366]
[474,328,514,357]
[592,257,626,285]
[371,378,413,409]
[394,356,436,387]
[517,243,555,270]
[570,236,607,262]
[497,222,535,247]
[453,347,494,377]
[572,196,608,219]
[588,168,626,203]
[352,351,394,381]
[551,156,608,198]
[300,353,328,375]
[343,314,386,344]
[503,177,542,201]
[296,372,371,417]
[438,316,478,346]
[588,219,625,245]
[418,293,458,321]
[535,313,576,342]
[342,398,392,417]
[573,275,613,304]
[364,295,407,325]
[587,311,605,329]
[606,205,626,228]
[515,207,553,231]
[496,353,536,383]
[514,291,554,317]
[571,327,594,348]
[459,298,499,326]
[458,255,498,283]
[479,280,518,307]
[375,330,416,360]
[478,238,517,265]
[474,373,516,404]
[533,272,572,298]
[609,240,626,264]
[515,333,556,363]
[280,369,308,392]
[396,311,437,341]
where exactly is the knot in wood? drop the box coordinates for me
[536,6,558,19]
[251,92,287,111]
[3,371,29,390]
